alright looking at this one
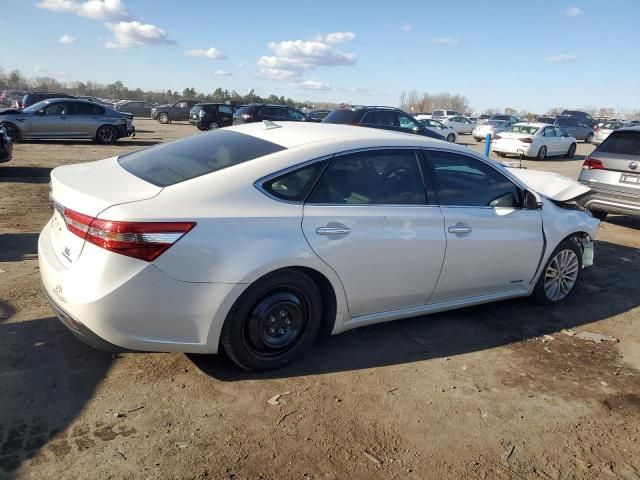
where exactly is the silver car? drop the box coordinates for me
[578,126,640,219]
[0,98,135,144]
[472,120,514,141]
[592,121,624,145]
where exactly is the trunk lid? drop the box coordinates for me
[49,157,162,265]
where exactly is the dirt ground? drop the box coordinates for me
[1,120,639,480]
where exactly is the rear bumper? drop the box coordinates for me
[578,185,640,216]
[117,124,135,139]
[492,143,536,157]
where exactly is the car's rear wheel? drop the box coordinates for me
[536,145,547,160]
[590,210,608,221]
[475,137,482,142]
[95,125,118,144]
[565,143,577,158]
[2,122,21,142]
[209,122,219,130]
[585,133,593,144]
[532,238,582,304]
[158,113,170,124]
[221,270,322,371]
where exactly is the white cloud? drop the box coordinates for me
[213,70,232,76]
[34,65,49,73]
[258,68,303,80]
[105,21,174,49]
[401,24,412,32]
[545,54,576,63]
[36,0,128,19]
[433,37,460,45]
[565,6,582,16]
[292,79,331,91]
[313,31,355,44]
[184,47,227,59]
[59,33,76,44]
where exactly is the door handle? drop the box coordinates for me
[448,224,472,235]
[316,226,350,236]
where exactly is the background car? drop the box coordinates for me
[440,115,474,134]
[561,110,597,128]
[0,123,13,162]
[233,104,311,124]
[472,119,515,141]
[417,118,457,142]
[151,99,199,124]
[322,106,445,140]
[0,98,135,143]
[592,121,625,145]
[554,116,595,143]
[537,116,556,125]
[489,114,519,124]
[578,126,640,220]
[492,123,577,160]
[0,90,27,107]
[307,109,332,121]
[431,109,461,119]
[189,103,238,130]
[21,92,76,109]
[114,101,154,117]
[39,122,598,371]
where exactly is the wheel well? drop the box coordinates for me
[559,231,591,255]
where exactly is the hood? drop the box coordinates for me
[0,108,22,115]
[507,168,590,202]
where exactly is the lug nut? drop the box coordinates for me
[278,328,285,335]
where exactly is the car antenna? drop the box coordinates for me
[262,120,282,130]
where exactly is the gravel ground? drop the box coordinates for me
[1,120,639,480]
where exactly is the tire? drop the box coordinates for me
[590,210,608,221]
[158,113,170,124]
[95,125,118,144]
[565,143,577,159]
[209,122,219,130]
[475,138,482,142]
[197,126,206,131]
[2,122,21,143]
[536,145,547,160]
[585,133,593,144]
[532,237,582,304]
[221,270,323,371]
[446,133,456,143]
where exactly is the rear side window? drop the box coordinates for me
[119,130,286,187]
[322,109,360,124]
[597,131,640,155]
[262,162,327,202]
[71,102,104,115]
[219,105,233,114]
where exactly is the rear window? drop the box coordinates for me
[322,109,360,124]
[118,130,286,187]
[510,125,539,134]
[597,131,640,156]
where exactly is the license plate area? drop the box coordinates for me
[620,173,640,185]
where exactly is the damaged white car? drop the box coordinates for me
[39,123,599,370]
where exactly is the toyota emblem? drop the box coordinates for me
[630,161,639,170]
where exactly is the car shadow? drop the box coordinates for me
[0,314,113,477]
[0,166,52,183]
[0,233,39,262]
[604,215,640,230]
[190,239,640,381]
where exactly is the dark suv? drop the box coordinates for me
[322,106,445,140]
[190,103,240,130]
[22,92,76,109]
[233,104,312,125]
[561,110,596,128]
[151,99,199,124]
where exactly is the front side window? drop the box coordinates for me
[428,151,521,208]
[362,110,398,127]
[542,126,556,137]
[176,102,187,108]
[288,109,306,120]
[43,102,69,115]
[219,105,233,114]
[554,127,566,137]
[309,150,426,205]
[398,114,420,130]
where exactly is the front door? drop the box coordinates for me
[30,101,70,137]
[302,149,446,318]
[423,149,543,303]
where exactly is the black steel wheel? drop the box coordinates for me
[2,122,21,143]
[95,125,118,144]
[565,143,577,158]
[221,270,323,371]
[536,145,547,160]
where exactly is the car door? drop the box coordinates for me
[423,149,543,303]
[302,149,447,318]
[29,101,70,137]
[540,126,559,154]
[173,101,189,120]
[554,127,572,152]
[218,104,234,126]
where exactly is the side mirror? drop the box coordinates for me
[523,190,542,210]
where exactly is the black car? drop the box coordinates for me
[22,92,76,109]
[322,106,445,140]
[537,116,556,125]
[114,101,155,117]
[233,104,312,125]
[151,99,199,123]
[190,103,239,130]
[0,123,13,163]
[307,109,332,121]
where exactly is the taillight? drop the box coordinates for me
[494,134,501,139]
[62,207,195,262]
[519,138,533,144]
[594,126,600,132]
[582,157,605,170]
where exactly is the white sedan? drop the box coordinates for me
[416,117,458,143]
[39,122,598,370]
[440,115,475,134]
[492,123,578,160]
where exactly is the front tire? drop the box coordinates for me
[158,113,170,124]
[532,238,582,304]
[221,270,323,371]
[95,125,118,144]
[536,145,547,160]
[2,122,21,142]
[209,122,219,130]
[565,143,577,158]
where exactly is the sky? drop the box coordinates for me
[1,0,640,113]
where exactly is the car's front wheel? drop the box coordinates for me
[221,270,323,371]
[95,125,118,144]
[209,122,219,130]
[2,122,21,142]
[532,238,582,304]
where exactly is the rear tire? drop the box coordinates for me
[590,210,608,221]
[209,122,219,130]
[565,143,577,158]
[221,270,323,371]
[536,145,547,160]
[446,133,455,143]
[585,133,593,144]
[532,237,582,304]
[475,138,482,142]
[158,113,170,124]
[95,125,118,144]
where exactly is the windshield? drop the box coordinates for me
[510,125,539,134]
[22,100,51,113]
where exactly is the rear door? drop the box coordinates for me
[218,104,235,126]
[302,148,447,318]
[67,102,105,137]
[541,126,560,154]
[423,149,543,303]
